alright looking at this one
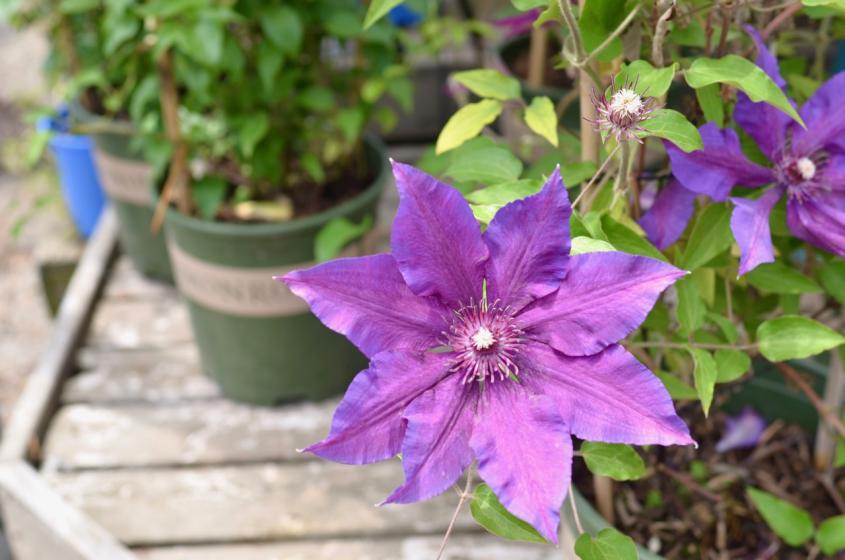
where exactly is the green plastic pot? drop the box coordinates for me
[91,130,173,283]
[164,139,388,405]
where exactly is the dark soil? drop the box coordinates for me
[500,36,574,91]
[575,403,845,559]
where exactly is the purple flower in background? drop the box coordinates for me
[491,9,541,39]
[280,162,693,542]
[715,407,766,453]
[652,26,845,274]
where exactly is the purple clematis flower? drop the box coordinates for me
[280,162,693,542]
[715,407,766,453]
[644,27,845,274]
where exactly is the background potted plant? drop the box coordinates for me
[146,0,418,405]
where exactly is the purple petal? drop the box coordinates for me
[484,166,572,312]
[639,178,697,250]
[730,186,785,276]
[470,384,571,544]
[667,123,774,202]
[391,161,489,308]
[715,406,766,453]
[517,252,686,357]
[524,343,694,446]
[383,374,476,504]
[282,254,449,358]
[735,27,792,161]
[787,195,845,259]
[303,350,451,464]
[491,9,541,39]
[793,71,845,155]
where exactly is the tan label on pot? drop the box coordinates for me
[168,239,361,317]
[94,147,154,207]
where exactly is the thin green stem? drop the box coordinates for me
[581,5,641,67]
[558,0,585,60]
[572,144,620,208]
[436,466,474,560]
[628,341,757,351]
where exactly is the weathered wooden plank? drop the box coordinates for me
[85,297,192,350]
[66,345,216,404]
[134,535,558,560]
[43,399,334,469]
[104,258,175,301]
[0,208,118,462]
[45,461,475,546]
[0,461,136,560]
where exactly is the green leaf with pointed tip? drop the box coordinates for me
[363,0,402,29]
[581,442,645,481]
[466,179,541,206]
[677,276,705,336]
[757,316,845,361]
[696,83,724,126]
[436,100,503,154]
[685,55,804,126]
[707,312,738,344]
[615,61,677,97]
[746,262,821,294]
[260,5,302,54]
[747,488,814,546]
[714,349,751,383]
[570,236,616,255]
[817,515,845,555]
[601,215,668,262]
[452,69,521,101]
[640,109,703,152]
[193,176,227,220]
[656,371,698,400]
[470,483,548,543]
[445,143,523,185]
[315,215,373,262]
[575,528,638,560]
[820,259,845,305]
[689,348,717,416]
[523,96,559,147]
[681,203,733,270]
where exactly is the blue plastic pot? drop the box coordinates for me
[40,112,106,238]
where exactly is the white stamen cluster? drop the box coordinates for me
[609,89,644,118]
[796,157,816,181]
[591,80,659,143]
[445,300,523,384]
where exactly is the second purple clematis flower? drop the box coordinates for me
[280,162,693,542]
[658,27,845,275]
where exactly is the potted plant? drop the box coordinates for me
[146,0,414,405]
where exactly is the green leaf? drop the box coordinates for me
[315,215,373,262]
[685,55,804,126]
[570,236,616,255]
[336,107,365,143]
[677,276,705,336]
[298,86,336,112]
[601,215,668,262]
[747,488,814,547]
[261,5,303,54]
[707,312,739,344]
[363,0,402,29]
[466,179,541,206]
[238,114,269,158]
[452,69,520,101]
[715,349,751,383]
[817,515,845,555]
[640,109,703,152]
[436,100,503,154]
[580,442,645,481]
[511,0,547,8]
[695,83,724,127]
[757,316,845,361]
[524,96,558,147]
[301,153,325,184]
[820,259,845,306]
[656,371,698,400]
[579,0,631,62]
[561,161,598,186]
[445,141,523,185]
[615,61,677,97]
[746,262,821,294]
[575,528,638,560]
[681,203,733,270]
[257,42,283,90]
[689,347,717,416]
[803,0,845,10]
[60,0,99,13]
[192,176,227,220]
[470,483,548,543]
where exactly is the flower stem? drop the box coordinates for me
[628,340,757,351]
[580,5,641,68]
[811,350,845,470]
[436,466,474,560]
[572,144,620,208]
[569,486,584,534]
[774,360,845,443]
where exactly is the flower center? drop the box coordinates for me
[795,157,816,181]
[609,88,643,117]
[446,301,523,384]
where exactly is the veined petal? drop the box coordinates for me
[735,27,792,161]
[484,166,572,312]
[303,350,452,464]
[793,71,845,155]
[470,383,571,544]
[524,342,694,446]
[281,254,448,358]
[383,374,476,504]
[788,195,845,259]
[667,124,774,202]
[517,252,685,357]
[639,178,697,250]
[730,186,785,276]
[391,161,488,308]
